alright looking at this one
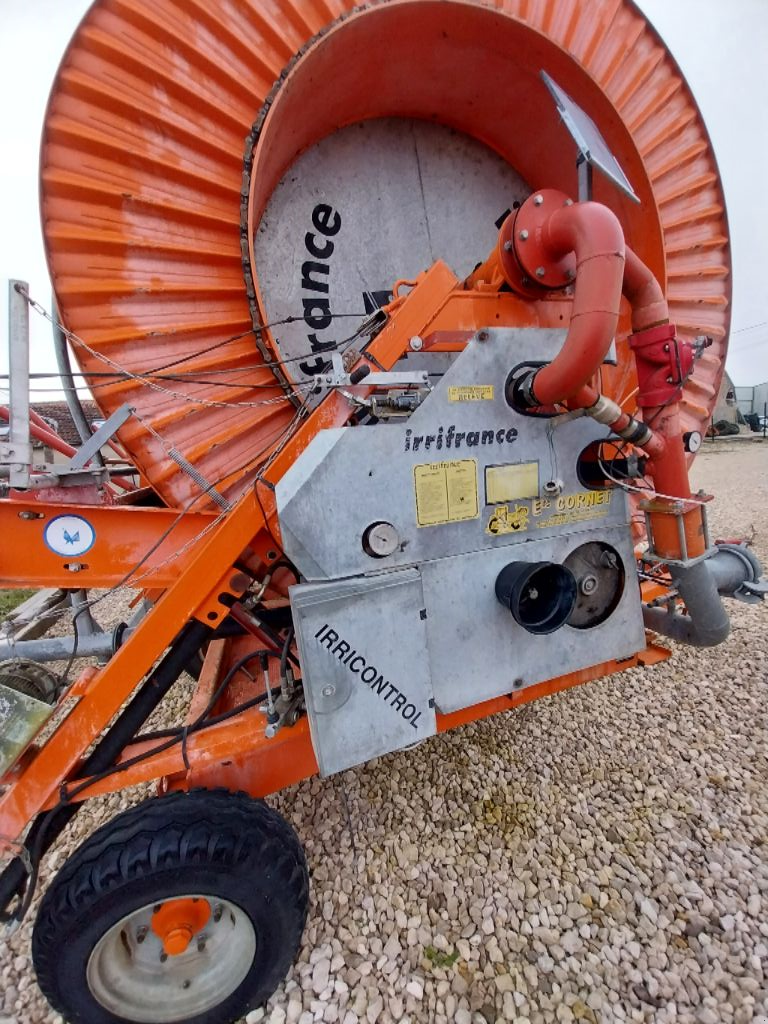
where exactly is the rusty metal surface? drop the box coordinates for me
[40,0,730,509]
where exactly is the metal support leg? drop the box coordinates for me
[5,281,31,489]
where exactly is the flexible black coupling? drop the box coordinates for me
[505,367,540,410]
[617,416,653,446]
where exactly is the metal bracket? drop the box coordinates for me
[314,352,429,390]
[262,690,304,739]
[68,404,133,469]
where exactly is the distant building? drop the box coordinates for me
[734,382,768,418]
[712,371,739,425]
[31,400,101,447]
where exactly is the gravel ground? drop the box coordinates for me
[1,440,767,1024]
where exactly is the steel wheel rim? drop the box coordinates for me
[86,894,256,1023]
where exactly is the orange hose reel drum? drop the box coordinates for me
[41,0,729,510]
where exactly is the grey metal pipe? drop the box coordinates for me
[705,543,763,594]
[7,281,32,488]
[643,545,764,648]
[51,297,105,467]
[0,629,129,664]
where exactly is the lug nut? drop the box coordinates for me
[197,935,207,952]
[533,194,544,206]
[136,926,148,944]
[518,229,529,241]
[503,239,513,251]
[536,267,546,278]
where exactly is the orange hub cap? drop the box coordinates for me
[151,898,212,957]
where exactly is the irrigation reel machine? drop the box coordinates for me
[0,1,765,1021]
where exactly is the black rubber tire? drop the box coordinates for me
[32,789,308,1024]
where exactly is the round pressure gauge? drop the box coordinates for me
[683,430,703,453]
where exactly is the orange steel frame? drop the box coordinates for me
[0,262,670,850]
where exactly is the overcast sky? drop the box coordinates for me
[1,0,766,393]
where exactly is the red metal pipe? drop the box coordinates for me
[530,202,625,405]
[619,252,695,502]
[622,246,669,331]
[0,406,74,457]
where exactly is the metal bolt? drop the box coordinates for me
[321,684,336,697]
[136,926,148,944]
[536,267,546,278]
[533,194,544,206]
[666,376,674,384]
[518,229,529,241]
[503,240,513,251]
[580,574,599,595]
[564,198,574,206]
[197,935,207,953]
[325,375,333,384]
[409,335,423,351]
[183,980,191,989]
[521,277,530,286]
[513,678,524,689]
[664,344,669,352]
[565,268,576,281]
[213,904,223,923]
[477,330,489,342]
[67,563,84,573]
[160,952,168,963]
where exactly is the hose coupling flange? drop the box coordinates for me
[505,367,540,410]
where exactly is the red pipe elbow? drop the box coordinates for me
[623,246,669,330]
[527,201,625,405]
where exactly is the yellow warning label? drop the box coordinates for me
[485,462,539,504]
[447,385,494,402]
[414,460,479,527]
[486,503,530,536]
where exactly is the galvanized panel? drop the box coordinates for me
[290,569,435,775]
[277,328,630,580]
[421,524,645,713]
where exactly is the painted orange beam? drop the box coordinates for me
[0,500,216,589]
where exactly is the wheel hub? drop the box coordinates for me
[86,894,256,1023]
[151,898,211,956]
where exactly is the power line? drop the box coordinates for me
[732,321,768,334]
